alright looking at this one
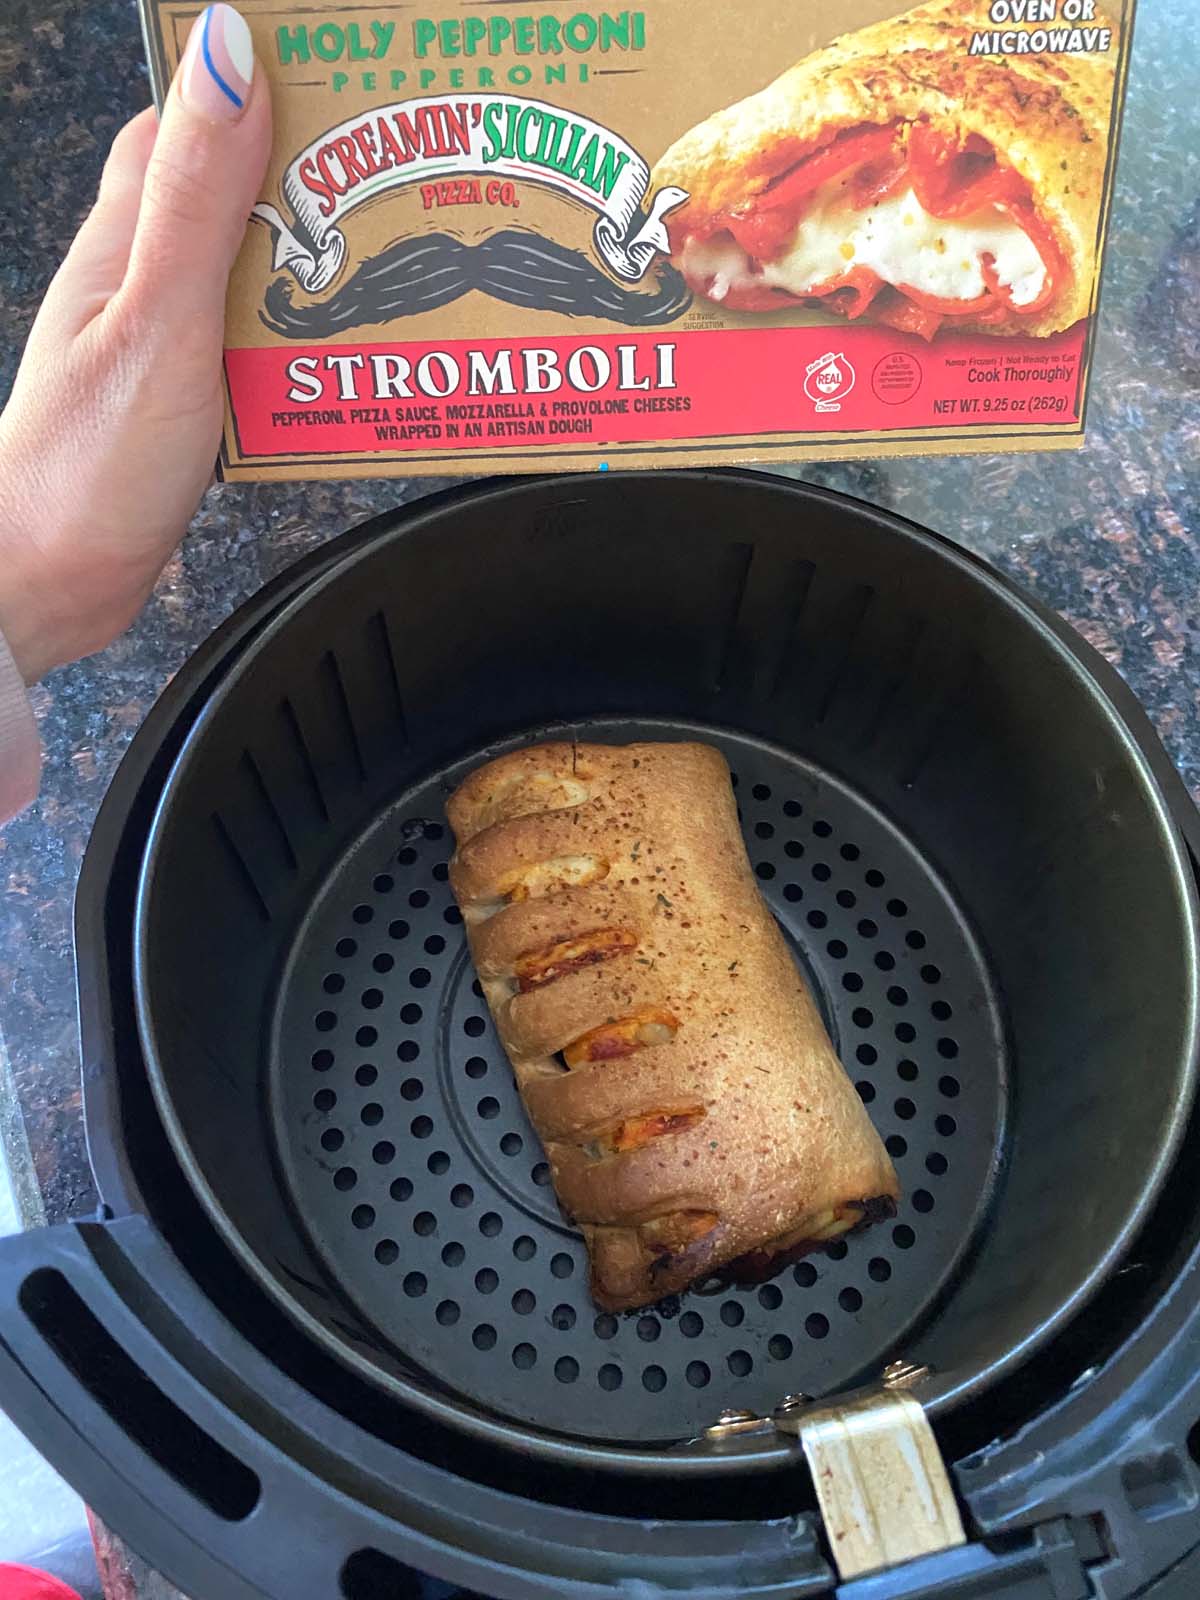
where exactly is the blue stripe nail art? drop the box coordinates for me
[201,5,244,109]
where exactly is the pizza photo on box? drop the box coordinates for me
[652,0,1116,342]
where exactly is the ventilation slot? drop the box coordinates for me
[900,649,981,791]
[280,695,331,822]
[816,584,875,726]
[19,1268,260,1521]
[211,813,271,923]
[322,649,368,783]
[342,1548,424,1600]
[767,558,817,700]
[710,541,755,695]
[369,610,409,747]
[241,750,298,871]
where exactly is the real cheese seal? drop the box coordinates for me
[137,0,1132,480]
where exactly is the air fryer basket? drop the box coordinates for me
[133,471,1198,1473]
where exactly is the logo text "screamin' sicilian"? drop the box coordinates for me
[298,99,632,214]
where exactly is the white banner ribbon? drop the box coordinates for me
[251,93,688,295]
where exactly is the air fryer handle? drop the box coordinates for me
[0,1217,388,1600]
[0,1219,279,1599]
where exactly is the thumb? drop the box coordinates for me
[122,3,271,328]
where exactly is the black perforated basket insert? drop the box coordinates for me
[272,721,1005,1442]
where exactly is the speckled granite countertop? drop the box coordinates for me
[1,0,1198,1594]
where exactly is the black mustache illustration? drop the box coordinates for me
[260,230,692,338]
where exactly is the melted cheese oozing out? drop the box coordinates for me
[685,182,1047,308]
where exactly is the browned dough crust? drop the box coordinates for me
[447,741,899,1312]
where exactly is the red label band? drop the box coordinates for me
[225,323,1086,459]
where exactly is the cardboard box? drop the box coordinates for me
[138,0,1132,480]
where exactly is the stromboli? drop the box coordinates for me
[651,0,1116,339]
[447,740,899,1313]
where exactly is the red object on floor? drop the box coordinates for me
[0,1566,83,1600]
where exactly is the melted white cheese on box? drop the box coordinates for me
[685,182,1046,309]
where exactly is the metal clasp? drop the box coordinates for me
[704,1361,965,1581]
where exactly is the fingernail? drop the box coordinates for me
[180,3,254,121]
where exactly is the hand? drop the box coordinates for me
[0,3,271,683]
